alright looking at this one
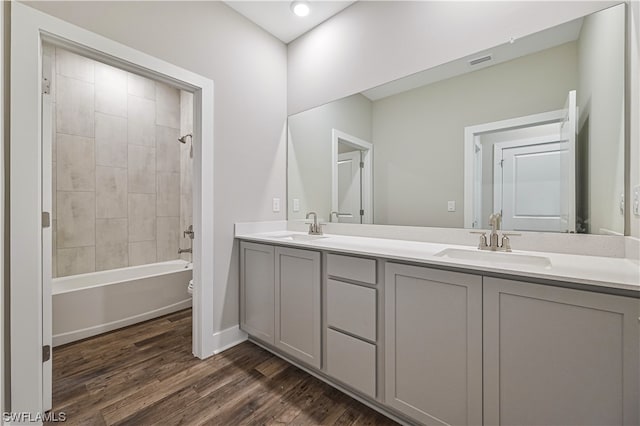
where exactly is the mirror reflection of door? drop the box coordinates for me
[495,139,566,232]
[337,148,362,223]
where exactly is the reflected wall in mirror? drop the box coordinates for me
[287,4,626,234]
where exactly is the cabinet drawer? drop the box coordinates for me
[327,279,376,341]
[326,328,376,398]
[327,253,376,284]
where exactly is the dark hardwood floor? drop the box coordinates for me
[49,309,398,425]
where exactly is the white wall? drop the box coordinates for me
[577,4,625,235]
[371,43,577,227]
[287,1,617,115]
[23,1,287,334]
[288,94,372,221]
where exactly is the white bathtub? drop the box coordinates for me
[53,260,193,346]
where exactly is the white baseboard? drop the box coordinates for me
[52,299,192,347]
[210,325,248,355]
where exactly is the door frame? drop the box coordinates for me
[331,129,373,224]
[463,109,565,228]
[10,3,215,415]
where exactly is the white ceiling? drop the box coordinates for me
[224,1,356,44]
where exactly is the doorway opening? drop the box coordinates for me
[10,3,215,415]
[331,129,373,224]
[464,91,577,233]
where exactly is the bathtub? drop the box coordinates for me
[52,260,193,346]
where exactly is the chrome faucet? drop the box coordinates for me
[306,212,323,235]
[178,247,192,254]
[471,213,520,252]
[184,224,194,240]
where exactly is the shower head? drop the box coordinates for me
[178,133,192,144]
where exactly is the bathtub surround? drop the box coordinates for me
[180,90,194,261]
[46,45,193,277]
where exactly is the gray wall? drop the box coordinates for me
[371,42,578,227]
[577,4,625,235]
[46,45,192,277]
[25,1,287,333]
[288,94,372,222]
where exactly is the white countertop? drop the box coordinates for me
[236,230,640,294]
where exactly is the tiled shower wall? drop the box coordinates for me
[46,45,192,277]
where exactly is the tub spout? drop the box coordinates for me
[178,248,192,254]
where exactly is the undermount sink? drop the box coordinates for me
[434,248,552,269]
[272,233,329,242]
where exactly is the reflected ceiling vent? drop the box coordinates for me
[468,54,493,67]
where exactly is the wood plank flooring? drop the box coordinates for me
[48,309,398,425]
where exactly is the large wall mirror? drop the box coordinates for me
[288,4,627,235]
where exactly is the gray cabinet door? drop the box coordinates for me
[385,263,483,426]
[484,277,639,426]
[275,246,321,368]
[239,242,275,345]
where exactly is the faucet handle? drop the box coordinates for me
[470,231,488,249]
[500,233,520,252]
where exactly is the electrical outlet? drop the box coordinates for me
[447,201,456,212]
[272,198,280,213]
[633,185,640,216]
[293,198,300,212]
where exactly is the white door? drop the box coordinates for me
[41,90,53,411]
[559,90,577,233]
[496,139,567,232]
[337,151,361,223]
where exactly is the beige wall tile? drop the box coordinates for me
[128,193,156,242]
[57,192,96,248]
[129,241,156,266]
[52,219,58,278]
[95,62,127,88]
[156,125,180,172]
[96,218,128,271]
[57,134,95,191]
[157,217,180,262]
[95,112,127,168]
[96,166,127,218]
[56,48,94,83]
[180,90,194,134]
[128,72,155,100]
[95,63,128,118]
[128,95,156,146]
[56,75,94,137]
[57,246,95,277]
[96,84,127,119]
[155,82,180,128]
[52,161,57,220]
[157,172,180,217]
[128,145,156,193]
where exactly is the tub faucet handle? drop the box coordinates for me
[184,225,194,239]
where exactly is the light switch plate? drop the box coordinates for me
[633,185,640,216]
[293,198,300,212]
[447,201,456,212]
[272,198,280,213]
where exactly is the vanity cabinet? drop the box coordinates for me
[239,242,275,345]
[384,263,483,426]
[274,246,322,369]
[483,277,639,426]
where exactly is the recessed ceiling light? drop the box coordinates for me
[291,1,310,17]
